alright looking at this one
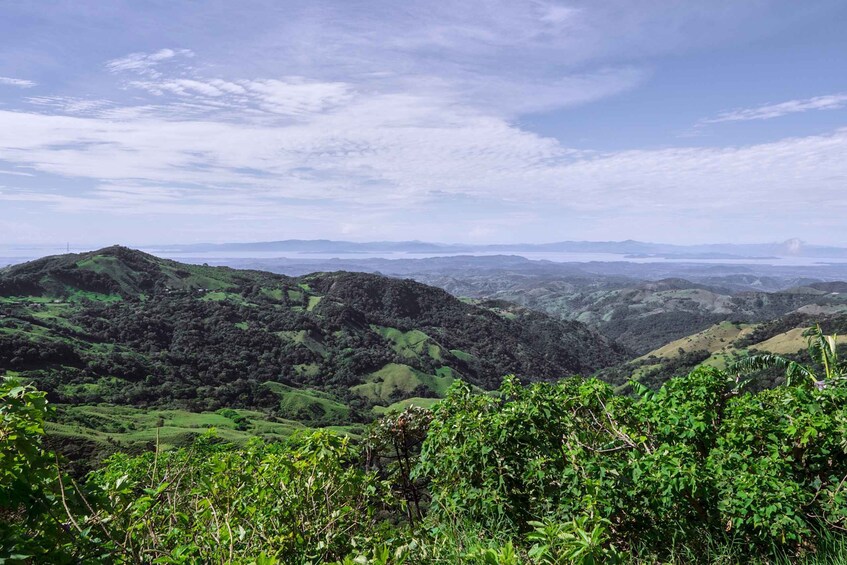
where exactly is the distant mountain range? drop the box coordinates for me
[151,252,847,354]
[145,238,847,259]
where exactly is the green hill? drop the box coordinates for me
[600,312,847,390]
[0,246,628,450]
[412,273,847,354]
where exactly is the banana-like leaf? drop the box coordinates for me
[729,354,816,386]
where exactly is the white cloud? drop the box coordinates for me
[26,96,114,115]
[0,168,34,177]
[3,3,846,243]
[106,48,194,78]
[243,79,354,116]
[1,97,846,232]
[0,76,36,88]
[704,93,847,123]
[124,76,356,118]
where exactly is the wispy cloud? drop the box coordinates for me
[123,76,355,118]
[106,48,194,78]
[703,93,847,123]
[0,169,34,177]
[26,96,115,115]
[0,76,36,88]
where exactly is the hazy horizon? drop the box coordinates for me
[2,2,846,245]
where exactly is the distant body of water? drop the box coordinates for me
[3,247,847,268]
[141,250,847,268]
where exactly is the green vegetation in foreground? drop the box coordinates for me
[6,326,847,563]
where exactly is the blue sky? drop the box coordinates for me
[1,0,847,246]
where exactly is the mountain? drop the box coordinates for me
[490,278,847,353]
[125,252,847,355]
[146,237,847,259]
[359,267,847,354]
[0,247,627,428]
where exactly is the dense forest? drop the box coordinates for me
[0,247,626,418]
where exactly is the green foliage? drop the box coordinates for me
[0,377,96,563]
[526,517,622,564]
[6,330,847,562]
[1,378,51,560]
[84,430,390,563]
[418,366,847,559]
[0,246,624,446]
[731,323,845,387]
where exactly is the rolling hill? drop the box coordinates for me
[404,274,847,354]
[598,311,847,390]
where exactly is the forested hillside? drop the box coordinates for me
[600,313,847,390]
[0,247,626,435]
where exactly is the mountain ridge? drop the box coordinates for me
[139,237,847,259]
[0,246,628,424]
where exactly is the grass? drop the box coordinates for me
[276,329,306,342]
[260,288,285,301]
[159,264,237,291]
[76,255,134,290]
[372,325,444,361]
[0,296,57,304]
[67,290,123,303]
[306,295,322,311]
[755,327,808,355]
[450,349,477,363]
[275,330,327,355]
[625,527,847,564]
[262,381,351,424]
[372,397,440,415]
[352,363,455,405]
[287,289,304,302]
[201,291,249,304]
[47,404,307,451]
[629,320,811,376]
[639,321,753,361]
[294,363,320,378]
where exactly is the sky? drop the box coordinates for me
[1,0,847,247]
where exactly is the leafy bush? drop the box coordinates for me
[417,368,847,558]
[84,431,391,563]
